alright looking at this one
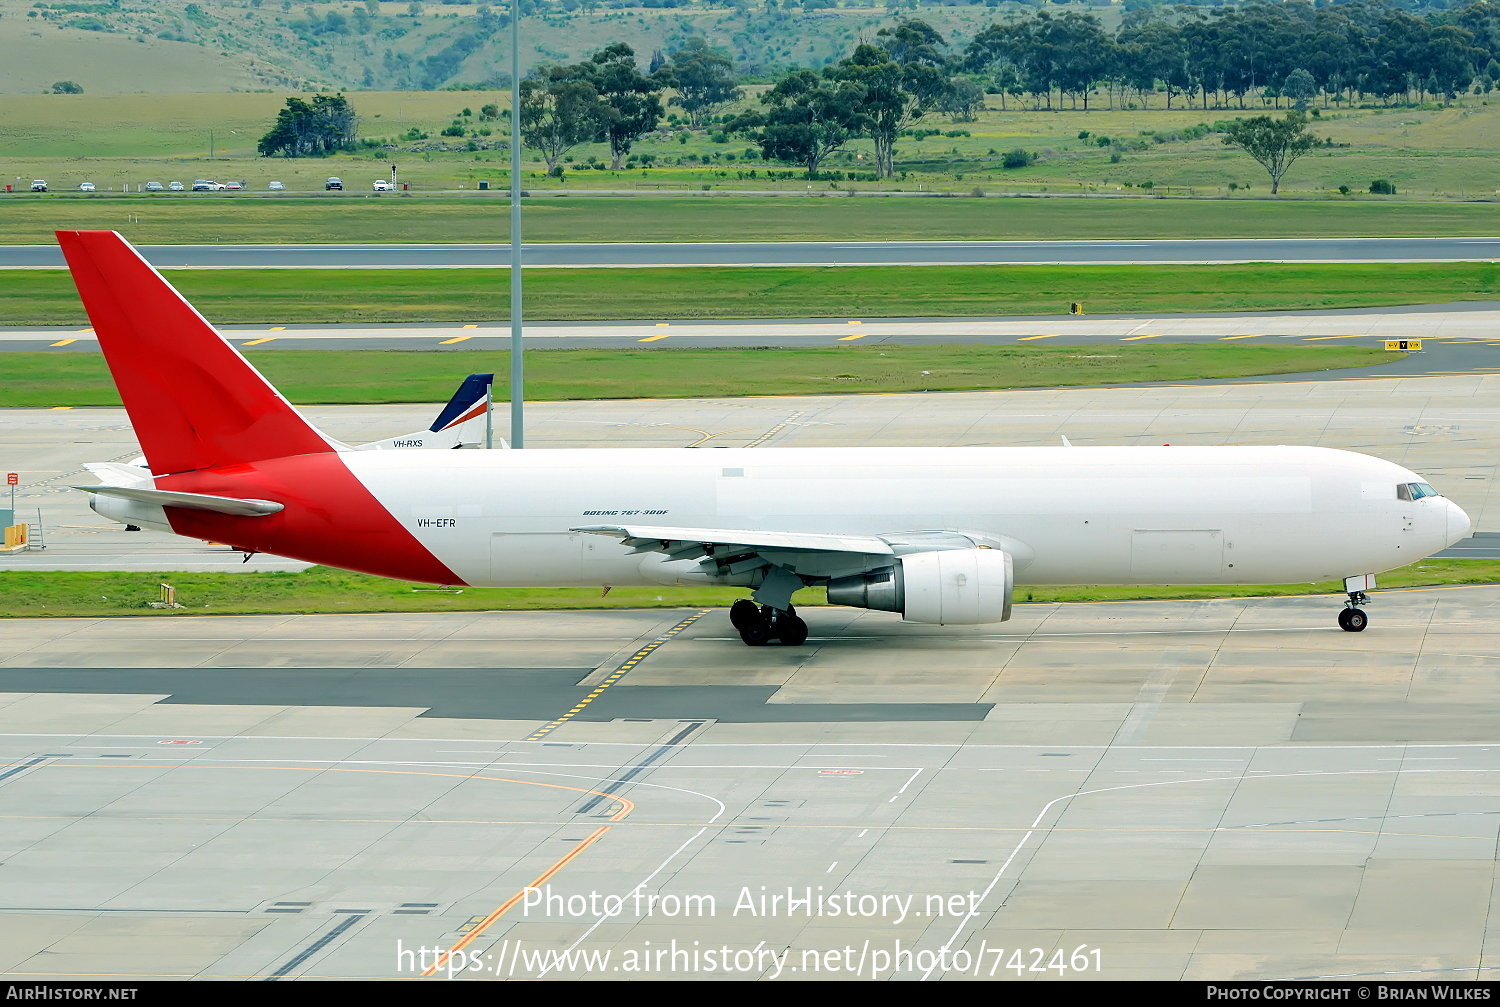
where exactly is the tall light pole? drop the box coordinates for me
[509,0,524,448]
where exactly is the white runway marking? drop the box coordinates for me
[890,769,923,802]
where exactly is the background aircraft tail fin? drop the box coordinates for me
[429,373,494,434]
[56,230,335,475]
[347,373,495,451]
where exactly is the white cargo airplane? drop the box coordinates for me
[62,230,1470,645]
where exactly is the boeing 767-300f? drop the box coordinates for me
[60,230,1470,645]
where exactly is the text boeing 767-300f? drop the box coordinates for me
[59,230,1470,645]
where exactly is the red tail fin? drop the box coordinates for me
[57,230,334,475]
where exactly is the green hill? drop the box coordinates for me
[0,0,1024,95]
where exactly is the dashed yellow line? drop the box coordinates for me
[462,324,478,329]
[269,326,286,332]
[49,338,77,347]
[1122,334,1161,342]
[439,335,472,345]
[1219,334,1262,341]
[837,333,866,341]
[424,824,612,977]
[49,406,71,411]
[1304,334,1368,341]
[242,337,276,346]
[525,610,710,742]
[637,334,670,343]
[1017,334,1057,341]
[847,320,862,325]
[745,409,805,449]
[655,322,670,328]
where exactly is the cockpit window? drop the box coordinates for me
[1398,482,1440,501]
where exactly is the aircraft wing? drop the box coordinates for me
[573,524,895,557]
[573,524,1019,586]
[572,524,901,583]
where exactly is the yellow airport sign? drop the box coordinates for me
[1384,339,1422,351]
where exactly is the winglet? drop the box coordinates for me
[56,230,335,475]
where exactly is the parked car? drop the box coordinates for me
[325,176,343,190]
[30,180,46,192]
[222,181,244,191]
[78,182,95,192]
[372,179,392,191]
[168,181,185,191]
[268,181,285,191]
[144,181,164,192]
[191,179,220,191]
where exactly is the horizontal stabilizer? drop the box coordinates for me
[77,485,284,517]
[573,524,895,556]
[82,462,152,487]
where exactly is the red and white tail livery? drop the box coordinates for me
[62,230,1470,644]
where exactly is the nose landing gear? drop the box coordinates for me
[730,599,808,647]
[1338,577,1373,632]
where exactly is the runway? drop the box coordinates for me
[5,589,1500,981]
[2,236,1499,270]
[10,303,1500,354]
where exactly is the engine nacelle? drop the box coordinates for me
[826,548,1014,625]
[87,492,173,534]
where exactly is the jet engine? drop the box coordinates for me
[87,491,173,534]
[826,548,1014,625]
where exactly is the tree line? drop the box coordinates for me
[968,0,1500,111]
[514,23,960,180]
[509,0,1500,180]
[257,0,1500,186]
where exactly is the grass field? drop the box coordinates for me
[0,91,509,159]
[4,559,1494,619]
[0,344,1385,407]
[3,262,1494,327]
[4,195,1500,245]
[4,89,1500,197]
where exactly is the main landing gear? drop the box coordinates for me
[730,599,808,647]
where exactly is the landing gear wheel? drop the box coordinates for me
[776,614,809,647]
[730,599,760,632]
[1338,607,1368,632]
[738,619,771,646]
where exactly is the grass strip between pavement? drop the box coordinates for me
[8,196,1500,245]
[1,261,1497,325]
[0,345,1389,407]
[2,559,1495,619]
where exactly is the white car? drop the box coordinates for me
[268,181,285,191]
[372,179,392,191]
[78,182,96,192]
[168,181,185,191]
[144,181,164,192]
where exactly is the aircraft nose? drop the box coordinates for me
[1446,499,1472,547]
